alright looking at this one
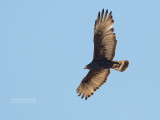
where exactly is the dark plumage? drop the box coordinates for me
[76,9,129,100]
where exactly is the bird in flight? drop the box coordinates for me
[76,9,129,100]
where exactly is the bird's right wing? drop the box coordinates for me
[76,69,110,100]
[93,9,117,61]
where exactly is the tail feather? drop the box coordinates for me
[112,60,129,72]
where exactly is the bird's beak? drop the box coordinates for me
[84,66,87,69]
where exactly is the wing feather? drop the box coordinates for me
[76,69,110,100]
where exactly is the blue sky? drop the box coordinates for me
[0,0,160,120]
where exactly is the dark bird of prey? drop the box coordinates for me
[76,9,129,100]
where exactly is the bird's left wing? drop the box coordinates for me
[76,69,110,100]
[93,9,117,61]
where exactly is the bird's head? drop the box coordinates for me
[84,64,91,69]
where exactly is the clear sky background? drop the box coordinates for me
[0,0,160,120]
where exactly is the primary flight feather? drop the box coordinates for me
[77,9,129,100]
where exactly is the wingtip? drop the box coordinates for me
[110,11,112,15]
[106,9,108,14]
[98,11,100,17]
[78,92,81,96]
[102,9,104,13]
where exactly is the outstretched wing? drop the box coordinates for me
[93,9,117,60]
[76,69,110,100]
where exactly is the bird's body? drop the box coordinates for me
[77,9,129,100]
[85,60,113,70]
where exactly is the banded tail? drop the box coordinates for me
[112,60,129,72]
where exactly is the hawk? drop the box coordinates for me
[76,9,129,100]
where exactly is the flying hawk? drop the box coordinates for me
[76,9,129,100]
